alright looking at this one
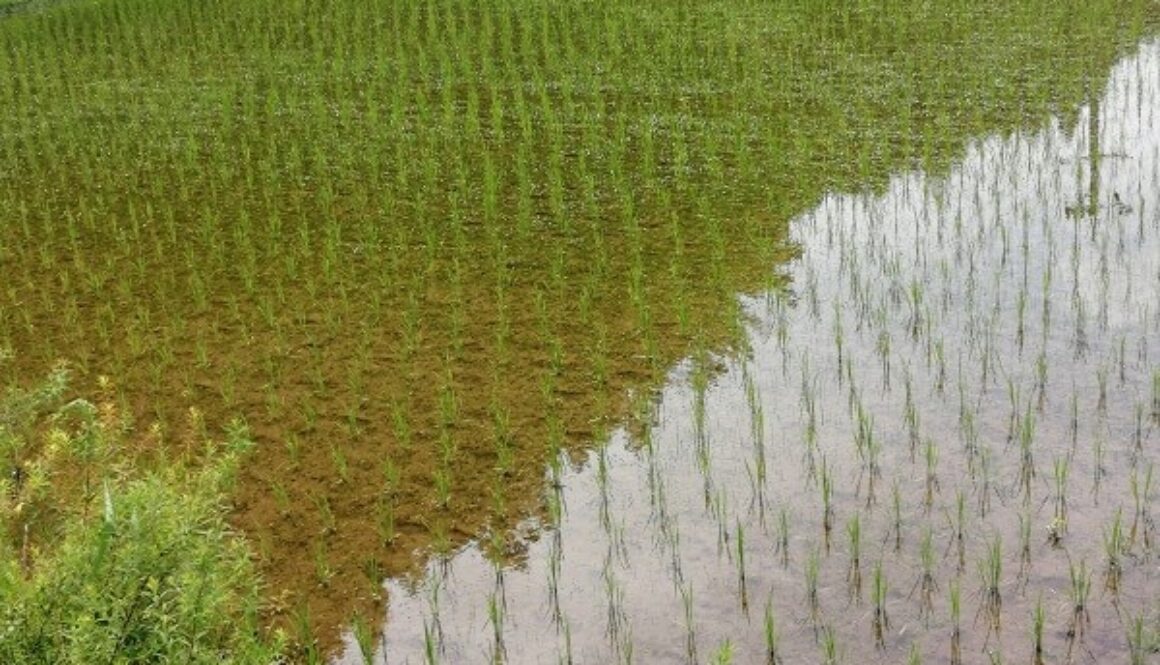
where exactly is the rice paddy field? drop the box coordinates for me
[2,0,1160,662]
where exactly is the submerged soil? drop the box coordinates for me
[0,1,1158,658]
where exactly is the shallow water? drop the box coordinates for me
[357,39,1160,664]
[3,2,1158,657]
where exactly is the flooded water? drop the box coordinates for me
[359,39,1160,664]
[3,2,1158,658]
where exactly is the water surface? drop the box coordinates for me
[367,38,1160,664]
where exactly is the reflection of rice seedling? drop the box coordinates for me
[1017,511,1033,581]
[977,445,994,517]
[1091,431,1105,499]
[846,513,862,602]
[923,437,939,511]
[1066,560,1091,649]
[806,547,821,628]
[1133,402,1145,456]
[488,590,506,663]
[833,301,845,379]
[294,604,321,664]
[904,371,920,460]
[1031,594,1045,665]
[1068,391,1079,452]
[547,534,563,626]
[1152,369,1160,422]
[1052,456,1069,525]
[681,583,696,663]
[1097,365,1109,416]
[934,339,947,393]
[1103,508,1124,596]
[949,579,963,665]
[1018,406,1036,503]
[821,625,839,665]
[1129,463,1154,549]
[977,536,1002,633]
[875,329,891,389]
[1126,613,1155,665]
[352,613,374,665]
[1015,288,1027,350]
[423,619,438,665]
[764,598,782,665]
[911,527,938,621]
[777,507,791,568]
[890,479,903,552]
[821,458,834,552]
[871,560,889,649]
[603,566,628,653]
[736,520,749,612]
[945,489,967,572]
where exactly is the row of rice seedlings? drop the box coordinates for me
[6,0,1160,657]
[636,49,1160,662]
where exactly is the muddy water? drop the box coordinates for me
[359,39,1160,664]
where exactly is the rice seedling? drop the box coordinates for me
[270,481,290,516]
[314,540,335,589]
[7,0,1160,660]
[977,536,1003,634]
[709,639,734,665]
[314,494,337,536]
[330,443,351,485]
[376,496,396,547]
[763,597,782,665]
[294,605,322,665]
[433,466,452,511]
